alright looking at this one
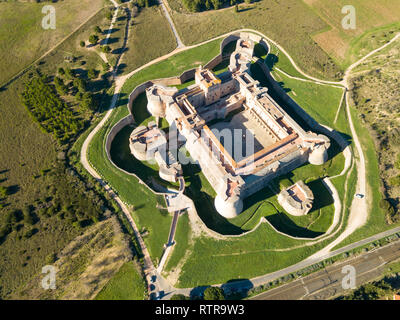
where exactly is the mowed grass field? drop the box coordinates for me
[303,0,400,68]
[0,0,106,85]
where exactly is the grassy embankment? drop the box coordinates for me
[95,261,146,300]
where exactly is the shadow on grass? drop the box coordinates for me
[266,213,324,238]
[183,162,244,235]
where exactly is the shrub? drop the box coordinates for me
[389,175,400,187]
[80,41,86,47]
[45,253,57,264]
[94,26,102,34]
[101,45,111,53]
[88,34,99,45]
[58,67,65,75]
[0,186,10,198]
[87,68,97,79]
[203,286,225,300]
[23,207,35,225]
[106,11,113,20]
[102,61,110,72]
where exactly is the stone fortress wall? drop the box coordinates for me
[139,34,330,218]
[103,31,348,239]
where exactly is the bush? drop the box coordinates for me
[94,26,102,34]
[0,186,10,198]
[23,207,35,225]
[389,175,400,187]
[45,253,58,264]
[106,11,113,20]
[24,228,37,239]
[58,67,65,75]
[88,34,99,45]
[87,68,97,79]
[203,286,225,300]
[101,45,111,53]
[80,41,86,47]
[102,62,110,72]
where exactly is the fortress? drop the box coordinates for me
[130,36,330,218]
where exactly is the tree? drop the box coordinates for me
[23,207,35,225]
[65,68,74,79]
[80,40,86,47]
[87,68,97,79]
[102,61,110,72]
[94,26,102,34]
[170,294,189,300]
[101,45,111,53]
[0,186,10,198]
[81,92,96,111]
[88,34,99,45]
[106,11,113,20]
[203,286,225,300]
[58,67,65,76]
[73,77,87,93]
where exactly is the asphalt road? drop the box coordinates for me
[251,240,400,300]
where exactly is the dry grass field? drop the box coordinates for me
[169,0,343,80]
[120,6,176,74]
[0,0,106,85]
[303,0,400,67]
[12,217,133,299]
[167,0,400,78]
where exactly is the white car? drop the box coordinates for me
[355,193,364,199]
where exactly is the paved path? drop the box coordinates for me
[158,0,184,48]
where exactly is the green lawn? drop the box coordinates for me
[95,261,146,300]
[164,213,191,273]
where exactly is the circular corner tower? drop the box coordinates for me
[146,88,166,118]
[214,195,243,219]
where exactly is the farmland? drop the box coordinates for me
[303,0,400,67]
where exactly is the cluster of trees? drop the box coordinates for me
[21,75,82,144]
[340,276,399,300]
[170,286,225,300]
[56,67,98,111]
[0,162,107,246]
[0,207,38,244]
[137,0,153,8]
[181,0,250,12]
